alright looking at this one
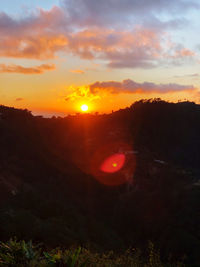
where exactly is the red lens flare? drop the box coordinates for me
[100,153,125,173]
[90,142,136,186]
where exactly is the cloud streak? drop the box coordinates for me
[89,79,195,94]
[174,73,200,78]
[0,63,56,74]
[70,69,85,74]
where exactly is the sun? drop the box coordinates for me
[81,104,88,112]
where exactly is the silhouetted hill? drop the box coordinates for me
[1,99,200,265]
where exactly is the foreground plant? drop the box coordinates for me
[0,238,184,266]
[0,238,41,266]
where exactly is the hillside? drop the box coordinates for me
[0,99,200,265]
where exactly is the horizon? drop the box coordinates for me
[1,97,198,118]
[1,0,200,114]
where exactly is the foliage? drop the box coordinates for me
[0,238,41,266]
[0,238,184,266]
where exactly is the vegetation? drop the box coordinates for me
[0,239,182,266]
[0,99,200,265]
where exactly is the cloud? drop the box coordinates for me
[166,46,195,61]
[0,1,198,68]
[66,27,165,68]
[65,79,195,101]
[65,26,196,69]
[0,63,55,74]
[65,86,100,101]
[187,73,200,77]
[70,69,85,74]
[62,0,199,28]
[89,79,195,94]
[16,98,24,101]
[0,8,68,59]
[174,73,200,78]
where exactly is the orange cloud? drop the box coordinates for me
[66,27,164,68]
[0,63,56,74]
[0,7,197,68]
[65,86,100,102]
[70,69,85,74]
[65,79,195,102]
[0,35,68,59]
[172,48,195,59]
[0,7,68,59]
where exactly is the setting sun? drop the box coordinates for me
[81,104,89,112]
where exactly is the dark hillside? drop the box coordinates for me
[0,100,200,265]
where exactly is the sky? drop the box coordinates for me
[1,0,200,116]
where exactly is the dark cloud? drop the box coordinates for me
[16,98,24,101]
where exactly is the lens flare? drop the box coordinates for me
[100,153,125,173]
[90,142,136,186]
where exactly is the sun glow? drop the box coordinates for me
[81,104,89,112]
